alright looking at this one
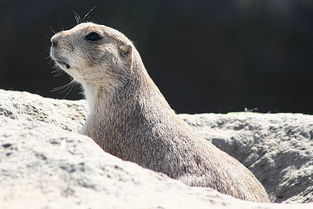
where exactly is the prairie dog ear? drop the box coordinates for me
[119,44,132,58]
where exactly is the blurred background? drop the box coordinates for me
[1,0,313,114]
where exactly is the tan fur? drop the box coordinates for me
[50,22,269,202]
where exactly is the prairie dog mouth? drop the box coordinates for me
[55,60,70,69]
[50,49,70,69]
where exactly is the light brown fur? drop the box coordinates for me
[50,22,269,202]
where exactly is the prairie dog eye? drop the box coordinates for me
[85,32,102,41]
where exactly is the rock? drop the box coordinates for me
[0,89,312,208]
[181,113,313,203]
[0,89,87,131]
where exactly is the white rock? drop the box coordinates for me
[0,89,312,208]
[181,113,313,203]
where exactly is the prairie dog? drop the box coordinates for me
[50,22,269,202]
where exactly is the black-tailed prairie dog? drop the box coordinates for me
[50,22,269,202]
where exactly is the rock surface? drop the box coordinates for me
[0,89,312,208]
[181,113,313,203]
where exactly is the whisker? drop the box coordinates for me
[64,81,78,98]
[82,6,96,22]
[76,83,84,97]
[59,23,64,31]
[73,11,81,24]
[51,79,74,93]
[48,26,56,34]
[51,68,66,77]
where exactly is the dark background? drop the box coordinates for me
[1,0,313,114]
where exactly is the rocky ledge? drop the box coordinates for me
[0,89,312,209]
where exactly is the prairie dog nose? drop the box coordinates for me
[51,40,58,47]
[50,33,62,47]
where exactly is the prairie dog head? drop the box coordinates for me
[50,22,133,88]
